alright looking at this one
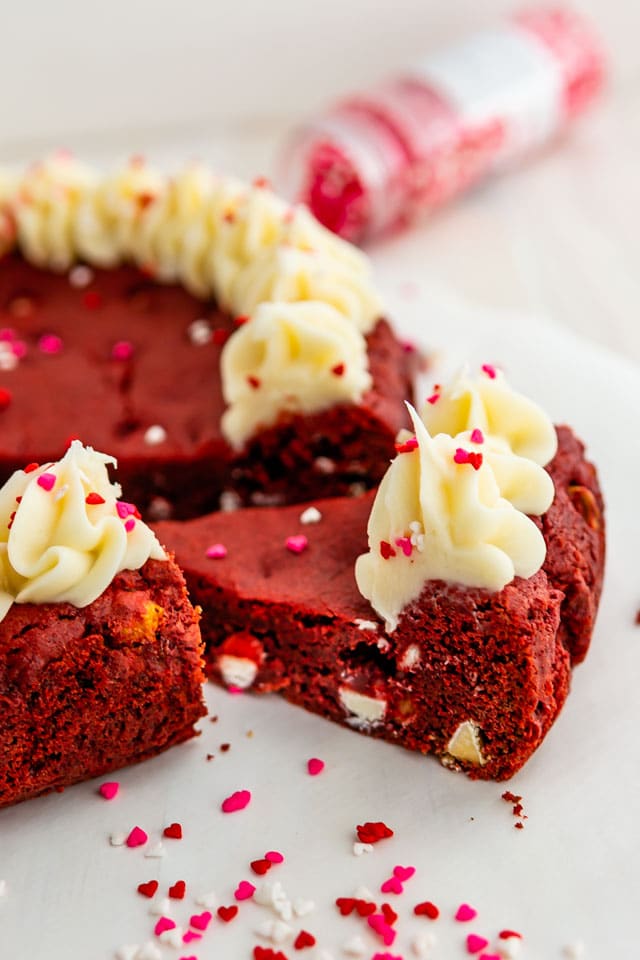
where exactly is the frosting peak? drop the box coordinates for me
[0,442,165,621]
[355,407,551,631]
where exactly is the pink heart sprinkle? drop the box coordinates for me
[285,534,308,554]
[455,903,478,923]
[182,931,202,944]
[380,877,403,895]
[39,333,63,355]
[467,934,490,954]
[221,789,251,813]
[307,758,325,776]
[234,880,256,901]
[394,536,413,557]
[206,543,227,559]
[372,954,402,960]
[36,473,56,492]
[154,917,176,936]
[179,956,197,960]
[126,826,148,848]
[393,865,415,882]
[98,781,119,800]
[124,518,136,533]
[479,955,501,960]
[367,914,396,947]
[189,911,212,931]
[116,500,136,518]
[470,428,484,444]
[481,363,497,379]
[265,850,284,863]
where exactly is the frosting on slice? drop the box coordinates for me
[355,407,551,632]
[221,301,372,449]
[0,442,165,621]
[421,365,558,466]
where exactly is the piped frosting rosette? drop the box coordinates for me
[0,441,165,621]
[355,403,555,632]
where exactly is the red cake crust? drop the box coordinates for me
[154,426,605,780]
[0,556,206,808]
[0,254,414,518]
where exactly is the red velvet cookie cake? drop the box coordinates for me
[0,441,205,808]
[155,369,605,780]
[0,156,415,518]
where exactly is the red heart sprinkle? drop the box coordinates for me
[336,897,356,916]
[163,822,183,839]
[294,930,316,949]
[137,880,158,898]
[169,880,186,900]
[251,858,272,875]
[414,901,439,919]
[217,905,238,923]
[354,900,377,917]
[379,540,396,560]
[254,948,288,960]
[356,821,394,844]
[499,931,522,940]
[381,903,398,925]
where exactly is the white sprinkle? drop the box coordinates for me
[274,898,293,922]
[69,265,94,288]
[195,890,217,909]
[54,483,69,502]
[159,926,184,948]
[143,841,165,859]
[299,506,322,525]
[0,348,18,372]
[109,832,126,847]
[498,937,522,958]
[135,943,162,960]
[353,842,373,856]
[115,946,139,960]
[292,897,315,917]
[255,919,294,944]
[317,952,336,960]
[149,897,172,917]
[354,885,375,901]
[563,944,585,960]
[314,456,335,475]
[188,319,212,345]
[220,490,241,512]
[343,935,367,956]
[144,425,167,446]
[0,880,7,898]
[354,618,378,631]
[412,931,437,957]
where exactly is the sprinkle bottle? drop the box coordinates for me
[280,8,605,242]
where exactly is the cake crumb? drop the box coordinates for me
[220,742,231,752]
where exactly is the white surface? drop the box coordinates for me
[1,285,639,957]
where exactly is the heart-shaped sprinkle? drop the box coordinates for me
[265,850,284,863]
[235,880,256,901]
[372,954,402,960]
[336,897,356,916]
[294,930,316,949]
[149,897,171,917]
[292,898,315,917]
[499,930,522,940]
[217,905,238,923]
[285,534,308,554]
[137,881,159,899]
[109,832,126,846]
[36,472,56,491]
[182,931,202,944]
[180,956,197,960]
[478,955,501,960]
[153,917,175,937]
[354,900,376,917]
[367,914,396,946]
[307,758,324,776]
[467,934,490,953]
[414,901,439,919]
[98,781,119,800]
[254,948,288,960]
[393,865,415,882]
[163,822,183,839]
[353,842,374,856]
[380,877,403,895]
[126,826,148,848]
[356,822,394,844]
[381,903,398,925]
[169,881,186,900]
[221,789,251,813]
[189,910,213,931]
[343,935,367,956]
[455,903,478,923]
[251,858,272,875]
[195,891,217,909]
[144,841,165,859]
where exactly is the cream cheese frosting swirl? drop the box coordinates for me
[0,155,382,332]
[221,301,372,449]
[0,442,165,622]
[355,407,552,632]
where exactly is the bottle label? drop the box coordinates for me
[410,24,564,165]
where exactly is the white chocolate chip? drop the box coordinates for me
[299,506,322,524]
[446,721,486,766]
[218,654,258,690]
[144,425,167,446]
[339,688,386,726]
[188,319,212,345]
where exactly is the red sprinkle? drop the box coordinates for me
[394,437,418,454]
[307,758,325,776]
[83,290,103,310]
[213,328,230,346]
[379,541,396,560]
[426,393,440,405]
[221,789,251,813]
[356,821,394,844]
[394,536,413,557]
[481,363,497,379]
[0,388,12,411]
[247,375,261,389]
[24,462,39,473]
[253,176,271,189]
[111,340,134,361]
[414,901,439,919]
[251,858,272,876]
[381,903,398,925]
[453,448,483,470]
[85,492,106,505]
[169,880,186,900]
[163,822,183,839]
[137,880,159,898]
[235,315,250,326]
[499,930,523,940]
[294,930,316,950]
[254,948,288,960]
[286,534,308,555]
[331,363,345,377]
[217,905,239,923]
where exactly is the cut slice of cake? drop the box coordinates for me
[155,370,605,780]
[0,442,206,808]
